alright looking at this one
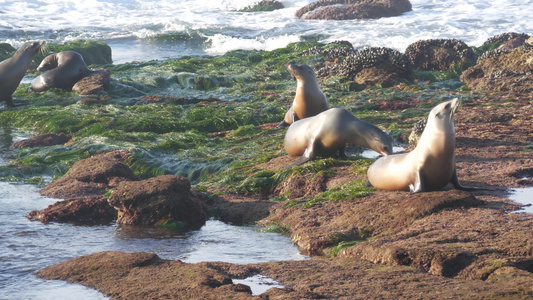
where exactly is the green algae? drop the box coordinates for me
[301,179,374,209]
[328,241,360,257]
[36,40,112,67]
[157,219,186,230]
[1,40,477,201]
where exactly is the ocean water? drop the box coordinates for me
[1,0,532,64]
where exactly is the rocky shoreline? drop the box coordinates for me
[1,31,532,298]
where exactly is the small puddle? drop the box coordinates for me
[510,187,533,214]
[233,274,284,295]
[360,146,406,159]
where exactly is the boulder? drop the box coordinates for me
[27,196,116,224]
[39,150,138,199]
[478,32,531,60]
[405,39,476,72]
[72,69,110,95]
[108,175,208,228]
[296,0,412,20]
[460,46,533,93]
[11,133,71,148]
[305,44,413,87]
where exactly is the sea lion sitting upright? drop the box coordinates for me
[284,107,393,167]
[277,64,328,127]
[367,98,484,193]
[30,51,92,92]
[0,41,46,107]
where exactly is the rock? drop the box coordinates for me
[477,33,531,61]
[72,69,110,95]
[108,175,208,228]
[407,118,426,149]
[210,195,277,225]
[11,133,71,148]
[239,0,284,12]
[460,46,533,93]
[296,0,412,20]
[39,150,138,199]
[307,45,414,87]
[36,250,533,299]
[26,196,116,224]
[405,39,476,72]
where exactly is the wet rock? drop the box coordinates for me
[460,46,533,93]
[26,196,116,224]
[339,194,533,279]
[37,250,533,299]
[209,194,277,225]
[72,69,110,95]
[405,39,476,72]
[239,0,284,12]
[108,175,208,228]
[478,32,531,60]
[305,44,413,87]
[39,150,138,199]
[296,0,412,20]
[11,133,71,148]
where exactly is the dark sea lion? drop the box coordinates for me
[30,51,92,92]
[284,107,393,167]
[0,41,46,107]
[367,98,485,193]
[278,64,328,127]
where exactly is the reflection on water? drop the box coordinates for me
[510,187,533,214]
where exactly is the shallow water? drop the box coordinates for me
[233,274,284,295]
[510,187,533,214]
[360,145,406,159]
[0,129,306,300]
[1,0,531,64]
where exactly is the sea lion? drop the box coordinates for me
[367,98,484,193]
[277,64,328,127]
[284,107,393,166]
[30,51,92,92]
[0,41,46,107]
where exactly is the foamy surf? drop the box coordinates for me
[0,0,531,63]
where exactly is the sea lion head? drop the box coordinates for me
[367,129,393,156]
[17,41,46,57]
[287,64,317,81]
[427,98,460,132]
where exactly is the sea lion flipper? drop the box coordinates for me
[450,169,494,191]
[409,170,425,194]
[5,96,15,107]
[276,120,289,128]
[338,145,347,158]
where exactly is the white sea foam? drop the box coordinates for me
[0,0,531,62]
[205,33,301,54]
